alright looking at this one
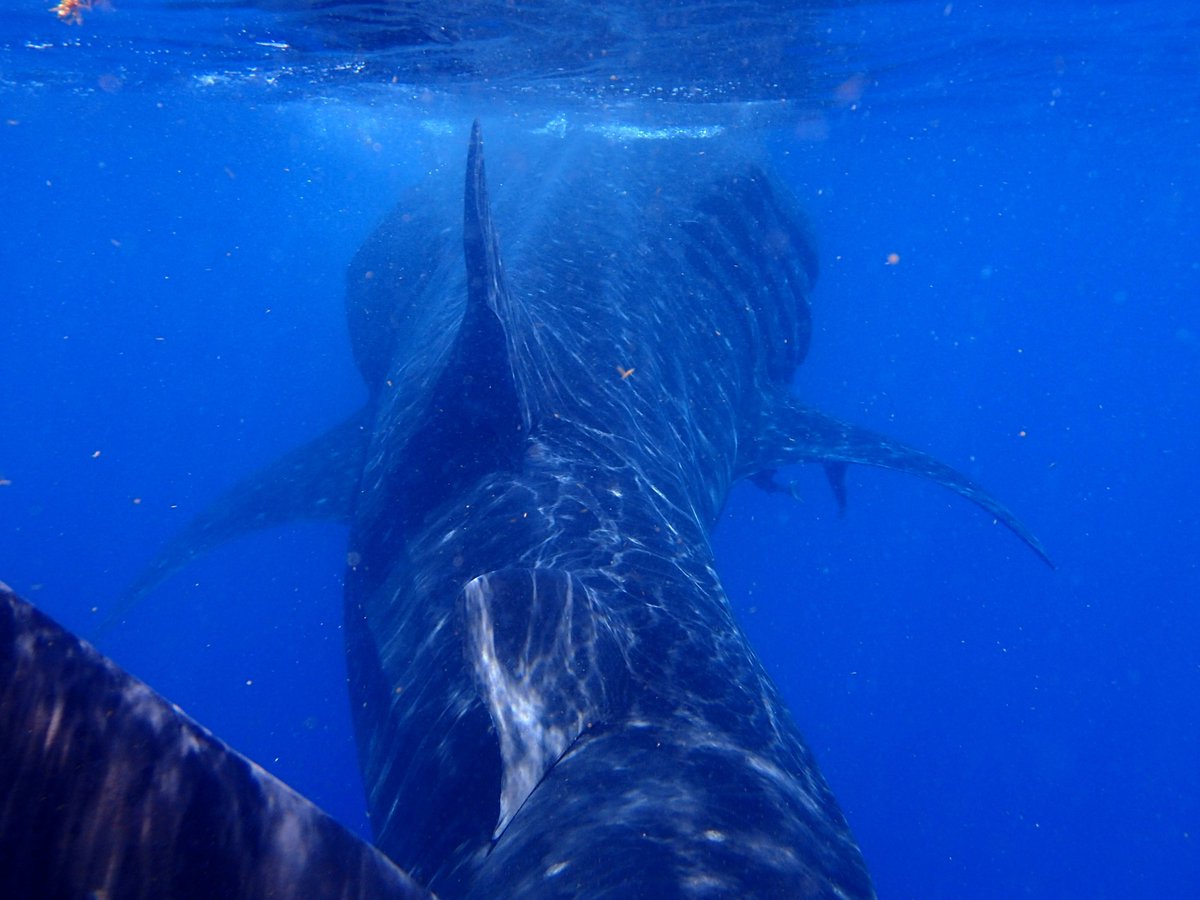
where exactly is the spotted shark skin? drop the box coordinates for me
[0,583,432,900]
[2,122,1049,898]
[336,124,1047,897]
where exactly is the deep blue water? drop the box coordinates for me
[2,2,1198,897]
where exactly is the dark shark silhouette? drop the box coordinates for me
[1,122,1049,898]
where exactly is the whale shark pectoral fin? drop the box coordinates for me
[104,408,373,632]
[459,568,627,839]
[0,586,433,899]
[748,396,1054,568]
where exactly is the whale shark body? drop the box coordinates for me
[0,123,1048,898]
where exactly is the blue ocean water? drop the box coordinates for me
[1,2,1197,898]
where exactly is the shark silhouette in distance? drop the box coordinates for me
[1,121,1051,899]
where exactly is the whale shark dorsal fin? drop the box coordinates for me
[102,409,373,632]
[462,119,531,433]
[459,568,629,839]
[369,122,529,539]
[747,394,1054,567]
[399,119,526,465]
[464,121,504,316]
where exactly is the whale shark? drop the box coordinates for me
[0,122,1049,898]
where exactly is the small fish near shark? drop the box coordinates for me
[0,121,1050,898]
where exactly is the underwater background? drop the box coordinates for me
[2,2,1197,897]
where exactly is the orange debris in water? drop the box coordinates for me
[52,0,104,25]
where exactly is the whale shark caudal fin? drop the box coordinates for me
[459,568,629,839]
[747,394,1054,568]
[0,585,432,900]
[100,408,373,631]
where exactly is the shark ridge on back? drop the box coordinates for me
[1,120,1050,898]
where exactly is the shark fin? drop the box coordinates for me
[459,568,628,839]
[364,121,527,541]
[747,395,1054,567]
[104,408,372,630]
[459,119,530,434]
[0,585,432,899]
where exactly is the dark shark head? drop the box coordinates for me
[11,121,1049,899]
